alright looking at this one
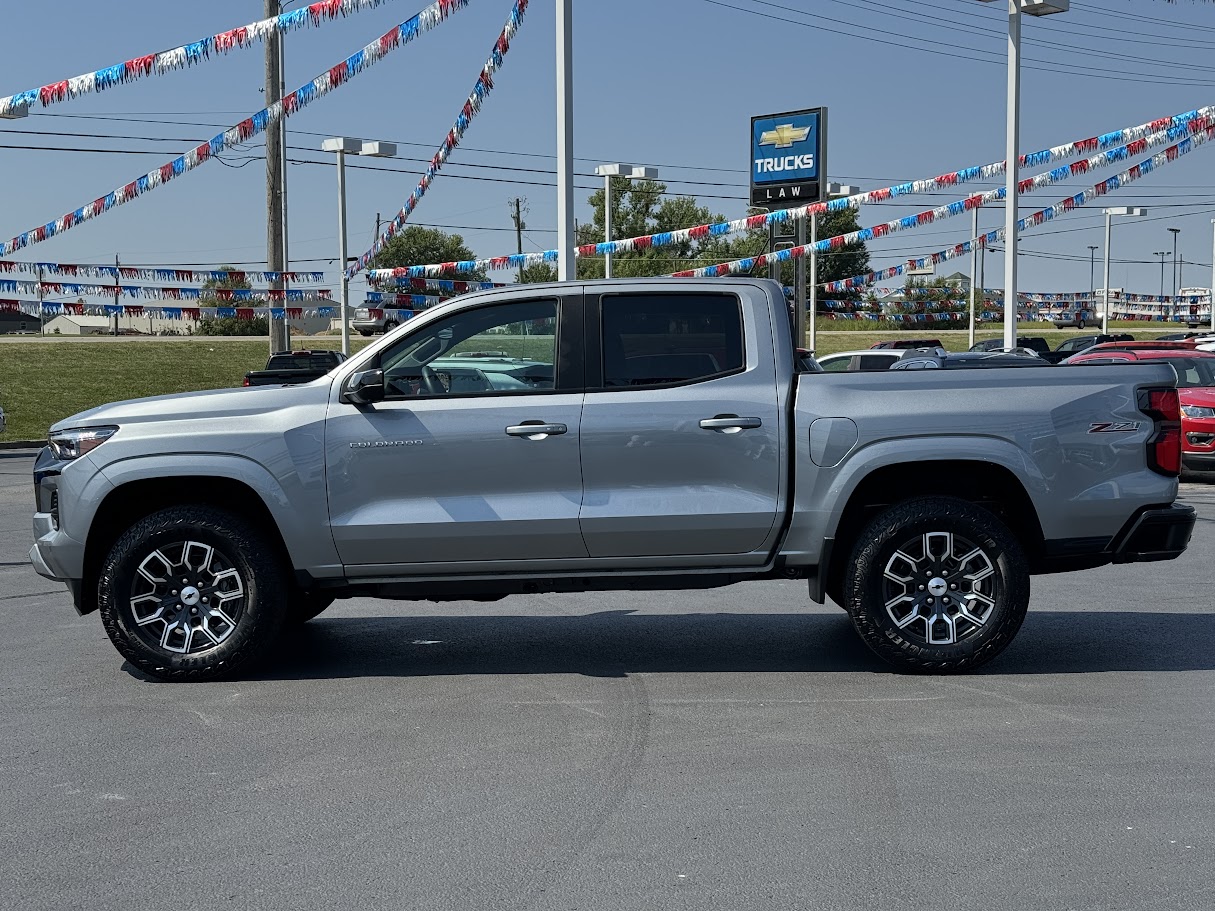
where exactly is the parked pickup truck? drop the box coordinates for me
[242,349,347,387]
[30,278,1196,681]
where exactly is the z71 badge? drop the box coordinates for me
[1088,421,1142,433]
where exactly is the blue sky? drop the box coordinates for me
[3,0,1215,300]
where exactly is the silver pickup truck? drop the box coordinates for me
[30,279,1195,680]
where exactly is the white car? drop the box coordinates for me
[1193,335,1215,353]
[816,349,903,372]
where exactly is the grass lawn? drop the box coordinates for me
[0,322,1202,441]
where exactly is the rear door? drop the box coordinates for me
[577,288,783,559]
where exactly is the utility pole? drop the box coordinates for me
[1087,245,1098,299]
[265,0,290,354]
[509,198,527,282]
[112,254,120,336]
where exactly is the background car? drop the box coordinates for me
[869,338,943,350]
[1064,346,1215,473]
[816,349,903,372]
[0,403,6,435]
[970,336,1051,355]
[352,308,409,336]
[890,348,1051,370]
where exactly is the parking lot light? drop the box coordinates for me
[595,164,658,278]
[1101,206,1147,334]
[323,137,397,355]
[974,0,1070,347]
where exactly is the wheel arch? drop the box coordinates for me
[817,457,1045,606]
[80,462,305,615]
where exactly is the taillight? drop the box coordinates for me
[1138,387,1182,477]
[242,377,250,387]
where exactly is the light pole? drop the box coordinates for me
[1210,219,1215,332]
[556,0,574,281]
[594,164,658,278]
[1155,251,1167,301]
[1087,245,1098,299]
[322,137,397,355]
[1101,206,1146,334]
[1168,227,1181,298]
[976,0,1070,348]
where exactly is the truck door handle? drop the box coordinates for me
[505,422,568,440]
[699,415,762,433]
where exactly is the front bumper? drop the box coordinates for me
[1110,504,1196,564]
[1183,451,1215,471]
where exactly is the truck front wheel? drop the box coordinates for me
[842,496,1030,673]
[97,506,289,681]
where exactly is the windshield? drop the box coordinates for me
[1143,357,1215,388]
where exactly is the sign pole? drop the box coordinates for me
[795,215,806,349]
[808,214,818,354]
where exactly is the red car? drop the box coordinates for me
[1065,346,1215,472]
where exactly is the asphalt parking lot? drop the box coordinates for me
[1,448,1212,911]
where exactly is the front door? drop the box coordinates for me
[325,296,587,570]
[577,289,783,559]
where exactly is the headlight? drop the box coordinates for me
[47,426,119,460]
[1181,405,1215,419]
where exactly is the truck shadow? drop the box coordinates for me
[239,609,1215,680]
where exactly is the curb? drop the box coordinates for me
[0,440,42,450]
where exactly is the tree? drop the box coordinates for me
[195,266,265,336]
[370,225,487,280]
[574,177,762,279]
[518,262,558,284]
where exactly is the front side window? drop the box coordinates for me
[377,300,557,398]
[600,293,744,388]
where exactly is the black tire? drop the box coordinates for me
[289,591,335,624]
[98,506,289,681]
[359,330,373,337]
[383,319,399,333]
[842,496,1030,673]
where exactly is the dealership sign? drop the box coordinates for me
[750,107,825,207]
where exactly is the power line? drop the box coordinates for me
[699,0,1215,86]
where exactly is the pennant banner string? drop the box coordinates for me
[367,105,1215,281]
[0,0,467,259]
[816,122,1215,293]
[0,0,420,118]
[0,262,325,283]
[348,0,530,278]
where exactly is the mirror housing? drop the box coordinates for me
[341,368,385,405]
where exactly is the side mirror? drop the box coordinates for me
[341,368,385,405]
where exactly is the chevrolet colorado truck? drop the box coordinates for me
[30,279,1196,680]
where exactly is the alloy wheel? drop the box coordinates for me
[881,531,997,646]
[127,540,246,656]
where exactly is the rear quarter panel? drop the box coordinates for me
[781,363,1181,563]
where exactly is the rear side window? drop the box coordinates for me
[856,355,896,371]
[600,293,745,388]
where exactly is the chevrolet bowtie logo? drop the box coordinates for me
[759,123,810,149]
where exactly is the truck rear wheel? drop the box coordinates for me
[97,506,289,681]
[842,496,1029,673]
